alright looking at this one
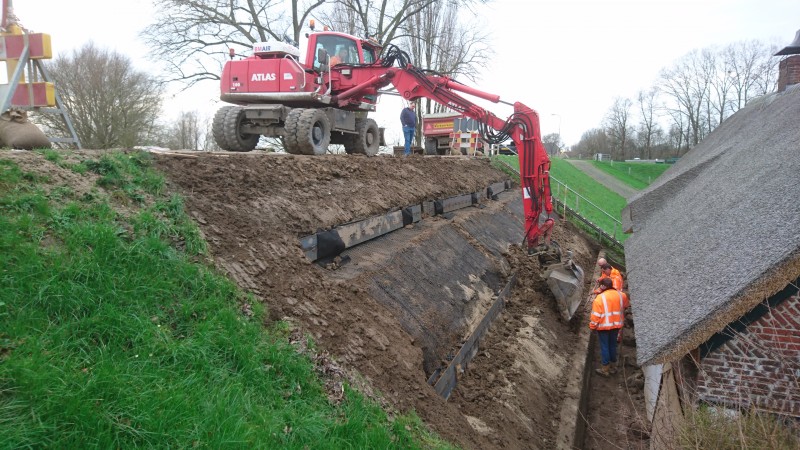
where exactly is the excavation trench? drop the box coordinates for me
[307,183,600,448]
[301,182,518,380]
[155,153,598,450]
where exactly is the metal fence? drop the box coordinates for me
[549,175,624,255]
[494,159,624,255]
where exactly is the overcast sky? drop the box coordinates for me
[13,0,800,146]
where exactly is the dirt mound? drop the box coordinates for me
[152,152,596,449]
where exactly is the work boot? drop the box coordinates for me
[609,361,618,375]
[595,365,610,377]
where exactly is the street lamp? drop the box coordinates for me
[551,113,562,153]
[551,113,561,138]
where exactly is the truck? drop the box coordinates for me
[421,112,486,156]
[212,26,584,319]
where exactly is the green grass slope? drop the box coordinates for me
[588,161,670,190]
[0,150,451,449]
[493,156,627,242]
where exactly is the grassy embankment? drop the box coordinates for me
[588,161,671,190]
[0,150,452,449]
[493,155,628,244]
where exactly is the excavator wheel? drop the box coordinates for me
[282,108,305,154]
[345,118,380,156]
[212,106,235,150]
[295,109,331,155]
[213,106,259,152]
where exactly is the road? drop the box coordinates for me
[567,160,639,199]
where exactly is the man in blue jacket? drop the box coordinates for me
[400,102,416,156]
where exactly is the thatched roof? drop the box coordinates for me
[622,84,800,367]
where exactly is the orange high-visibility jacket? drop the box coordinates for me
[589,289,627,330]
[593,273,623,293]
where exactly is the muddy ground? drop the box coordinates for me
[7,149,649,449]
[583,301,650,450]
[153,151,598,449]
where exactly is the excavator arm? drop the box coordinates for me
[334,64,553,248]
[332,56,584,320]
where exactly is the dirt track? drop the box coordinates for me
[568,160,638,199]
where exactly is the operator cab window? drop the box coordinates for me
[362,47,376,64]
[314,35,358,69]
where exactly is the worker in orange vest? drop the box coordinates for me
[590,277,629,377]
[597,257,622,280]
[593,263,623,294]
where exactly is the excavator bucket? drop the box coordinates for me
[545,262,585,321]
[534,243,584,321]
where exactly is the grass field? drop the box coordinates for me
[0,150,452,449]
[493,155,628,243]
[588,161,671,190]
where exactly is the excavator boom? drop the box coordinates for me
[333,64,552,248]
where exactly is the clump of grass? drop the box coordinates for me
[0,152,451,449]
[679,405,799,449]
[39,149,63,164]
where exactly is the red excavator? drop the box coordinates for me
[214,27,584,320]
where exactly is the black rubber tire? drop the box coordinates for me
[424,138,438,155]
[212,106,235,150]
[220,106,259,152]
[282,108,304,154]
[342,133,358,154]
[348,118,380,156]
[295,109,331,155]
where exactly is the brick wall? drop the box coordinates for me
[778,55,800,92]
[696,291,800,417]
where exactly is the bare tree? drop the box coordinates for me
[724,40,759,111]
[659,49,714,148]
[582,40,779,159]
[542,133,562,156]
[667,121,686,156]
[403,2,490,83]
[572,128,611,160]
[167,111,203,150]
[636,88,659,159]
[705,48,735,132]
[322,1,360,35]
[325,1,489,50]
[751,41,781,96]
[143,0,327,87]
[327,0,437,47]
[604,97,632,160]
[398,0,491,143]
[38,42,163,149]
